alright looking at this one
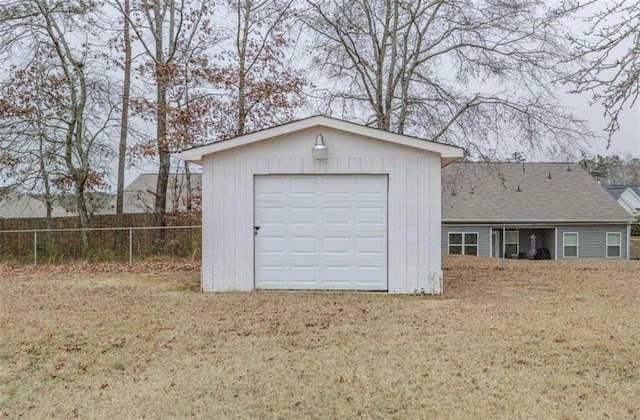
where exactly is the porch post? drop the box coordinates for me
[502,224,506,269]
[627,224,631,270]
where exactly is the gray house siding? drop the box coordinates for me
[557,225,627,259]
[442,224,628,259]
[441,225,491,256]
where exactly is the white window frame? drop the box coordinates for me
[504,230,519,257]
[606,232,622,258]
[448,232,479,256]
[563,232,579,258]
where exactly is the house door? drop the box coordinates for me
[492,230,500,258]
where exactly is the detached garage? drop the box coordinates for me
[181,116,463,294]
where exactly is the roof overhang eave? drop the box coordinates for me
[442,219,634,225]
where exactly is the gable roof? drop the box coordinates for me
[605,185,640,200]
[604,184,640,215]
[181,115,464,166]
[442,162,633,224]
[0,191,66,219]
[101,173,202,214]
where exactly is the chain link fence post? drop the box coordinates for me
[501,224,506,269]
[33,230,37,267]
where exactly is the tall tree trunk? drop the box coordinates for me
[74,175,91,249]
[116,0,131,219]
[153,75,169,252]
[115,0,132,255]
[236,0,250,135]
[152,0,169,252]
[185,162,192,213]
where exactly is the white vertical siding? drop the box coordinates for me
[428,159,443,293]
[202,146,444,294]
[417,156,441,294]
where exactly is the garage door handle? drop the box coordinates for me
[254,226,261,235]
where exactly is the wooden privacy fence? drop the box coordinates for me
[0,213,202,265]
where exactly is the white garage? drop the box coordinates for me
[181,116,463,294]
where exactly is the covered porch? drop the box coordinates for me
[490,227,556,260]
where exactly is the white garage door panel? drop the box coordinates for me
[255,175,388,291]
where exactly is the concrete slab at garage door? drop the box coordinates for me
[254,174,388,290]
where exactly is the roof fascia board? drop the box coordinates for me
[443,219,633,224]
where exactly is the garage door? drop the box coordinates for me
[254,175,388,290]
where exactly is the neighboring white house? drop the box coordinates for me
[605,185,640,216]
[181,116,464,294]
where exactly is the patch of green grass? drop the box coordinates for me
[111,361,125,371]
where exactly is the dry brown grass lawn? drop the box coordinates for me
[632,236,640,259]
[1,257,639,419]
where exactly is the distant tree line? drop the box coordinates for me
[580,153,640,185]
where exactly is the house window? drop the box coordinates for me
[606,233,621,258]
[563,232,578,258]
[505,231,518,257]
[449,233,478,256]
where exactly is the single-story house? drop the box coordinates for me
[182,116,464,294]
[605,185,640,216]
[0,191,66,219]
[441,162,634,260]
[100,173,202,214]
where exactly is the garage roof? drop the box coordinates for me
[181,115,464,166]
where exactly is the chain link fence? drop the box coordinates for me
[0,225,201,266]
[2,220,639,268]
[631,221,640,261]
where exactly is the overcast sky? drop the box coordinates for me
[563,0,639,158]
[561,90,639,157]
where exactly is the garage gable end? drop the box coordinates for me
[182,116,464,166]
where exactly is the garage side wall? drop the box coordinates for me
[200,128,444,294]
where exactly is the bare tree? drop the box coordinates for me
[110,0,210,248]
[151,0,309,214]
[562,0,639,145]
[0,0,116,246]
[303,0,592,159]
[215,0,308,138]
[0,58,65,226]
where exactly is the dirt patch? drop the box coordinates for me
[1,256,639,418]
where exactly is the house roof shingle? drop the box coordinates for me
[442,162,633,224]
[0,192,67,219]
[101,173,202,214]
